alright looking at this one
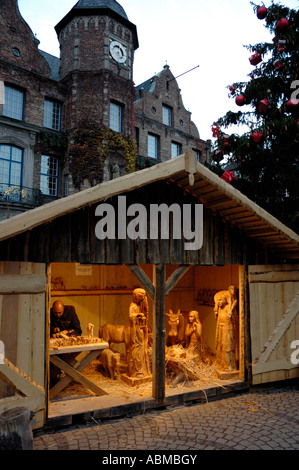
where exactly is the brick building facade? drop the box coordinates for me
[0,0,210,220]
[135,65,209,166]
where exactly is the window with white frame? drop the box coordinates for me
[148,134,159,159]
[2,85,24,121]
[43,99,62,131]
[171,142,182,158]
[40,155,59,196]
[109,102,123,133]
[162,105,172,126]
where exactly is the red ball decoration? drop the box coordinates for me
[251,131,263,143]
[236,95,245,106]
[249,53,262,66]
[257,6,267,20]
[276,18,289,31]
[229,85,236,95]
[258,98,269,113]
[274,59,284,71]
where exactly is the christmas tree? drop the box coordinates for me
[209,2,299,233]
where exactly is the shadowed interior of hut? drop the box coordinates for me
[48,263,242,414]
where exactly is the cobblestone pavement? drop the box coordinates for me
[34,383,299,451]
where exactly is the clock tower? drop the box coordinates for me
[55,0,138,134]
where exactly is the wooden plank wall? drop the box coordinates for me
[0,182,273,266]
[0,262,46,399]
[249,265,299,384]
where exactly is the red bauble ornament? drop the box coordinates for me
[221,170,237,184]
[236,95,245,106]
[274,59,283,71]
[229,85,236,95]
[257,6,267,19]
[258,98,269,113]
[286,99,299,111]
[211,122,220,138]
[276,18,289,31]
[277,39,286,52]
[251,131,263,143]
[249,53,262,66]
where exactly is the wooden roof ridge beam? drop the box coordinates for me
[193,160,299,247]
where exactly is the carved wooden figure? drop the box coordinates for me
[214,285,238,319]
[184,310,203,362]
[128,288,150,378]
[99,323,131,365]
[214,293,237,371]
[99,348,120,380]
[87,323,94,338]
[166,309,182,346]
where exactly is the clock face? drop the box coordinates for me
[109,40,127,64]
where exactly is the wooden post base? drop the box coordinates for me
[216,369,240,380]
[121,373,152,387]
[0,407,33,450]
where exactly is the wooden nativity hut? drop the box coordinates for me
[0,151,298,430]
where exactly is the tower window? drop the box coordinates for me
[110,102,123,133]
[44,99,62,131]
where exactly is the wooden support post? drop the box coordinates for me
[165,265,190,297]
[0,407,33,450]
[152,264,166,404]
[127,265,155,300]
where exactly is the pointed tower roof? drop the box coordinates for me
[55,0,138,49]
[73,0,128,20]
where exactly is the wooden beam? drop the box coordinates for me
[0,357,44,401]
[253,359,298,375]
[165,265,190,296]
[127,265,155,299]
[152,264,166,404]
[0,275,46,294]
[249,270,299,283]
[50,355,108,397]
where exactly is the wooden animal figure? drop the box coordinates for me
[99,323,131,365]
[99,348,121,380]
[165,309,182,346]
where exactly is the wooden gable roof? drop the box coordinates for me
[0,151,298,262]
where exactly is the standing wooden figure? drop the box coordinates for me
[214,294,237,371]
[184,310,203,362]
[128,288,150,378]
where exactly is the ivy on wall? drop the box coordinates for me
[36,130,68,154]
[68,120,137,189]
